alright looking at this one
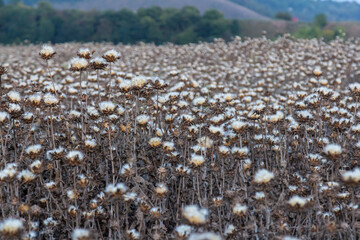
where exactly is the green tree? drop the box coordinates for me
[274,11,292,21]
[314,13,327,28]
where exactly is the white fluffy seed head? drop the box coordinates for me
[288,195,308,208]
[136,114,150,125]
[131,76,148,89]
[7,91,21,102]
[39,45,55,59]
[99,101,116,113]
[323,144,342,157]
[254,169,274,184]
[0,218,24,236]
[182,205,209,225]
[0,111,9,123]
[69,57,88,71]
[342,168,360,184]
[72,228,90,240]
[188,232,222,240]
[233,203,247,216]
[190,154,205,167]
[43,93,59,106]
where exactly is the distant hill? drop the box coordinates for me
[17,0,268,20]
[10,0,360,21]
[230,0,360,21]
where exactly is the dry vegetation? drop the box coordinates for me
[0,36,360,239]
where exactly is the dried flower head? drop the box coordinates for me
[102,49,120,63]
[254,169,274,184]
[66,150,84,166]
[182,205,209,225]
[233,203,247,217]
[0,65,7,76]
[0,218,24,237]
[70,57,88,71]
[72,228,90,240]
[188,232,222,240]
[39,45,56,60]
[77,48,93,59]
[323,143,342,158]
[341,168,360,186]
[90,57,108,70]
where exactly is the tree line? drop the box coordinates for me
[0,1,241,44]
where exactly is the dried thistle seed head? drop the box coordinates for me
[231,146,249,158]
[211,196,223,207]
[18,203,30,215]
[254,191,266,201]
[188,232,222,240]
[17,169,36,183]
[287,195,311,211]
[43,217,58,228]
[120,163,134,176]
[174,225,193,239]
[139,200,151,213]
[72,228,91,240]
[0,218,24,237]
[323,143,342,158]
[162,141,175,152]
[90,57,108,70]
[39,45,56,60]
[341,168,360,186]
[149,207,162,219]
[313,66,322,77]
[7,91,21,103]
[192,96,206,106]
[66,150,84,166]
[189,154,205,167]
[131,76,148,90]
[0,111,10,123]
[77,174,89,188]
[28,93,42,106]
[349,82,360,95]
[67,189,79,200]
[69,57,88,71]
[119,80,132,93]
[154,183,168,198]
[122,192,137,203]
[23,112,34,124]
[8,103,22,117]
[99,101,116,115]
[253,169,274,184]
[45,181,56,191]
[26,144,42,159]
[126,229,140,240]
[105,183,127,198]
[102,49,120,63]
[77,48,93,59]
[84,139,97,150]
[233,203,247,217]
[89,199,98,209]
[136,114,150,126]
[224,224,237,237]
[68,205,78,217]
[149,137,162,148]
[43,92,59,106]
[0,65,7,75]
[182,205,209,226]
[175,164,192,176]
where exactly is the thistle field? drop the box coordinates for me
[0,36,360,239]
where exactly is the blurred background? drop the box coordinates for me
[0,0,359,44]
